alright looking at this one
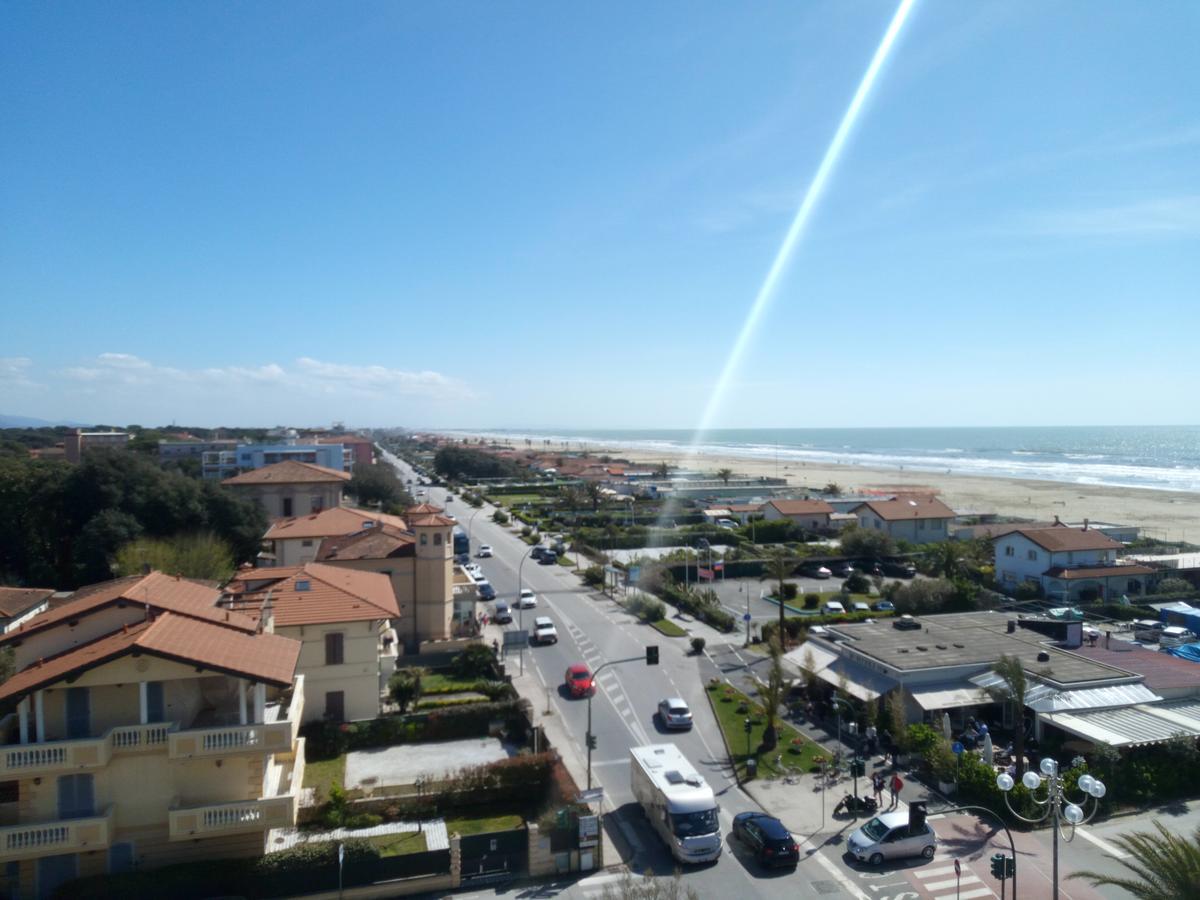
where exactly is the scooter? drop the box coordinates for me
[833,793,878,816]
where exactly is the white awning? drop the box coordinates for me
[1041,699,1200,748]
[783,640,896,701]
[783,641,839,677]
[967,671,1160,714]
[910,683,992,711]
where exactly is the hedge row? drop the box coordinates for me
[304,700,527,759]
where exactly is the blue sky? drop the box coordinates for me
[2,1,1198,429]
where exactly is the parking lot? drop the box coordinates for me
[697,574,853,631]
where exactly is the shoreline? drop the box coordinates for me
[444,432,1200,543]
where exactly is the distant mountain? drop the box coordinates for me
[0,414,86,428]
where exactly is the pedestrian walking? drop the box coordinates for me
[889,772,904,809]
[872,772,884,808]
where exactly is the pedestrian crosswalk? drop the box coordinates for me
[913,863,997,900]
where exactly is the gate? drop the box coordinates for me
[459,827,526,884]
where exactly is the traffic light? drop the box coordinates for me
[1005,856,1015,878]
[586,732,597,750]
[991,853,1006,879]
[908,801,927,831]
[646,645,659,665]
[850,758,865,778]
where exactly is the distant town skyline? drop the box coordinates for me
[3,2,1198,428]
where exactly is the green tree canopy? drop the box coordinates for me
[1070,821,1200,899]
[114,533,236,582]
[347,462,412,512]
[839,525,895,559]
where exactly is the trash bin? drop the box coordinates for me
[745,759,757,778]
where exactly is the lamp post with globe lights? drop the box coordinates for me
[995,758,1106,900]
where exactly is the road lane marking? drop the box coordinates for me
[1074,825,1130,858]
[915,865,958,878]
[933,889,994,900]
[926,874,981,891]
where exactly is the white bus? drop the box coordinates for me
[630,744,722,863]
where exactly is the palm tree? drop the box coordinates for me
[753,636,795,753]
[764,549,794,647]
[716,467,733,486]
[924,540,965,579]
[584,481,604,512]
[982,654,1044,779]
[1070,821,1200,898]
[655,461,669,479]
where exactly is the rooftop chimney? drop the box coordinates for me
[1053,515,1061,526]
[1083,518,1089,531]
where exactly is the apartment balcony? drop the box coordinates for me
[0,805,114,863]
[0,675,304,778]
[168,794,295,841]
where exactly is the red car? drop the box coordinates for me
[565,664,594,698]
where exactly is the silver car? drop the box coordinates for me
[657,698,693,730]
[848,811,937,866]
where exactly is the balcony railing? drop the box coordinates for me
[0,675,304,776]
[168,795,295,840]
[0,806,114,863]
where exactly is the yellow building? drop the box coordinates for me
[221,460,351,520]
[261,506,409,568]
[0,572,304,899]
[222,563,399,723]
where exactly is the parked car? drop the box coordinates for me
[717,518,739,529]
[518,588,538,609]
[464,563,483,578]
[873,600,896,612]
[445,495,455,503]
[493,601,512,624]
[1159,625,1195,648]
[565,664,594,698]
[732,812,800,869]
[539,550,558,565]
[533,616,558,644]
[477,582,496,601]
[848,811,937,866]
[882,560,917,578]
[477,545,493,558]
[823,600,846,615]
[829,561,855,578]
[802,563,832,580]
[860,560,884,577]
[851,601,871,613]
[455,552,470,565]
[657,698,694,730]
[1133,620,1165,643]
[530,546,547,560]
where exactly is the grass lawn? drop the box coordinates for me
[705,682,825,781]
[446,813,524,836]
[303,755,345,799]
[371,830,429,857]
[650,618,687,637]
[422,673,487,694]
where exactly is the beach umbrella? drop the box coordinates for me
[942,712,952,741]
[983,732,994,765]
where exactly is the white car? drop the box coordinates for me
[823,600,846,615]
[478,545,493,558]
[464,563,483,579]
[533,616,558,644]
[518,589,538,609]
[851,601,871,613]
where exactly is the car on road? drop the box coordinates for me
[493,601,512,624]
[822,599,846,615]
[716,518,739,529]
[477,582,496,601]
[533,616,558,644]
[801,563,832,579]
[847,811,937,866]
[732,812,800,869]
[518,589,538,609]
[829,561,855,578]
[530,546,547,560]
[882,560,917,578]
[539,550,558,565]
[872,600,896,612]
[445,494,454,503]
[565,664,594,698]
[657,698,694,730]
[477,545,493,558]
[464,563,483,578]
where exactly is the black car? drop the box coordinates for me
[860,560,885,577]
[539,550,558,565]
[829,561,855,578]
[882,560,917,578]
[477,583,497,601]
[530,546,546,560]
[732,812,799,868]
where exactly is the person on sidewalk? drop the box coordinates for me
[889,772,904,809]
[872,771,885,809]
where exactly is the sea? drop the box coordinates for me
[445,426,1200,494]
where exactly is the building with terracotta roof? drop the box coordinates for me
[0,588,53,634]
[762,498,835,531]
[221,563,398,724]
[0,573,304,895]
[222,459,352,520]
[994,524,1155,601]
[262,506,407,567]
[850,495,957,544]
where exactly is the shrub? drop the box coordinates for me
[781,583,798,601]
[521,525,533,537]
[451,643,498,680]
[804,593,820,609]
[388,667,426,713]
[582,565,604,587]
[690,636,707,654]
[1154,576,1193,595]
[492,509,510,524]
[842,572,871,594]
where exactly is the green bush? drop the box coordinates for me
[451,643,498,680]
[582,564,605,587]
[843,572,871,594]
[690,637,707,654]
[804,593,820,609]
[521,524,533,537]
[781,583,798,601]
[492,510,510,524]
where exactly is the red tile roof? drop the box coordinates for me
[767,499,834,516]
[222,460,351,486]
[0,612,300,702]
[1014,527,1122,553]
[408,513,457,527]
[853,496,956,521]
[0,572,256,646]
[316,525,416,561]
[264,506,407,541]
[406,502,444,515]
[0,587,53,619]
[223,563,399,627]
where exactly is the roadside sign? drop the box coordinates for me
[954,858,961,877]
[502,630,529,649]
[952,741,964,755]
[627,566,641,584]
[579,814,600,845]
[743,612,752,622]
[577,788,604,804]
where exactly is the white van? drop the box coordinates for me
[630,744,721,864]
[1133,620,1165,643]
[1159,625,1195,649]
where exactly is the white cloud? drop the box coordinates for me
[0,357,41,389]
[296,357,473,399]
[97,352,152,369]
[1020,195,1200,239]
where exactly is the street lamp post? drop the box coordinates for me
[996,758,1106,900]
[466,507,484,546]
[830,696,852,757]
[585,651,657,789]
[515,544,540,677]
